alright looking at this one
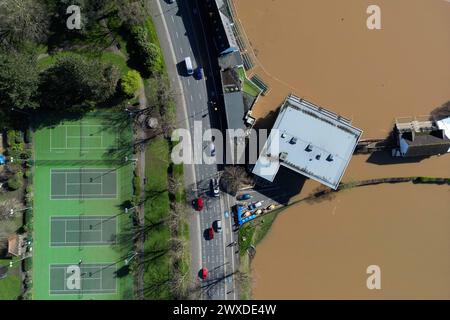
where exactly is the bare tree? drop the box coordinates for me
[0,0,49,48]
[220,166,253,195]
[0,198,23,220]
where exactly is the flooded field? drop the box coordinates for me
[233,0,450,298]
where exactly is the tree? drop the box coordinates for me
[0,199,23,221]
[220,166,253,195]
[0,0,49,48]
[0,52,39,125]
[130,25,161,76]
[120,70,142,97]
[39,54,119,112]
[7,173,23,191]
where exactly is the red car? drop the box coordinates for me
[208,227,214,240]
[201,267,208,280]
[193,197,204,211]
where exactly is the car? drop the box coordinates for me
[214,220,222,233]
[241,211,252,219]
[224,210,229,218]
[248,201,263,210]
[193,197,204,211]
[184,57,193,75]
[266,204,276,211]
[210,143,216,156]
[210,178,220,197]
[194,67,203,80]
[207,227,214,240]
[255,209,263,215]
[237,194,252,201]
[200,267,208,280]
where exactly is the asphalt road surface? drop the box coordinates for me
[151,0,239,300]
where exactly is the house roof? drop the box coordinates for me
[219,50,243,70]
[253,95,362,189]
[400,130,450,157]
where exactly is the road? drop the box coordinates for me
[150,0,238,300]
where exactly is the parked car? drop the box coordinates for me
[248,201,263,210]
[214,220,222,233]
[194,67,203,80]
[210,178,220,197]
[193,197,204,211]
[201,267,208,280]
[266,204,276,211]
[224,210,229,218]
[184,57,193,75]
[207,227,214,240]
[255,209,263,215]
[237,194,252,201]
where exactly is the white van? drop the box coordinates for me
[184,57,193,75]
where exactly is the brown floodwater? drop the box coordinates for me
[251,184,450,299]
[233,0,450,298]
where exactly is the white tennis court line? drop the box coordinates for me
[49,264,117,294]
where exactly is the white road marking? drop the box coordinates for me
[190,95,193,102]
[199,93,203,100]
[175,31,179,39]
[179,46,183,54]
[171,15,175,23]
[187,78,190,86]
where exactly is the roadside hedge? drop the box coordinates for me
[129,25,161,77]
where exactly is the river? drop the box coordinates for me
[233,0,450,298]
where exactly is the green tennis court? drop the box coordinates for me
[50,263,117,295]
[50,168,117,199]
[33,112,134,299]
[51,216,117,247]
[49,124,118,151]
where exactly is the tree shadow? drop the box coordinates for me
[430,101,450,121]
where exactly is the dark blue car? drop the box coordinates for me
[237,194,251,201]
[194,67,203,80]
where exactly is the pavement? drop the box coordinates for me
[150,0,239,300]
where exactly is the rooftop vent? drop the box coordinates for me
[315,154,321,160]
[289,137,298,145]
[281,132,286,139]
[279,152,288,161]
[326,154,334,162]
[305,144,313,152]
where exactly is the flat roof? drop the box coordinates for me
[253,95,363,189]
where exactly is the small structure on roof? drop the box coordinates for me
[392,116,450,157]
[0,154,6,165]
[252,95,363,190]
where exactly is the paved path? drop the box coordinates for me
[135,78,147,299]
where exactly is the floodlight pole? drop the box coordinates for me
[124,251,139,265]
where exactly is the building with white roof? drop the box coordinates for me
[252,95,363,189]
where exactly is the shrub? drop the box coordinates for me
[130,25,161,76]
[7,173,23,190]
[25,185,33,193]
[6,130,24,147]
[24,169,32,179]
[23,257,32,272]
[121,70,142,97]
